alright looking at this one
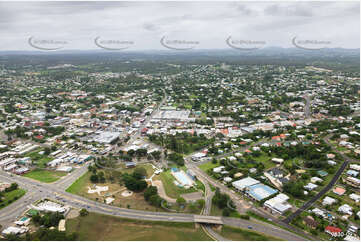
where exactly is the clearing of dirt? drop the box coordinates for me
[152,180,176,203]
[87,185,108,195]
[66,209,80,219]
[121,190,133,197]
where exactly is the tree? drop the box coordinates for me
[283,181,304,198]
[97,171,106,183]
[168,153,184,166]
[79,208,89,216]
[196,199,205,208]
[90,174,99,183]
[222,207,231,217]
[176,197,186,206]
[212,188,230,209]
[122,174,147,192]
[144,186,158,201]
[133,167,147,179]
[149,194,162,207]
[44,147,51,155]
[5,183,18,192]
[188,203,198,213]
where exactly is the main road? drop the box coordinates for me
[0,91,307,241]
[184,143,317,241]
[0,167,305,241]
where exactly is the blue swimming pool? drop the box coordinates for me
[173,171,193,187]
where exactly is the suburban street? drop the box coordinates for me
[283,134,354,224]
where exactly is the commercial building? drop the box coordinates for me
[264,193,292,215]
[1,226,28,236]
[232,177,260,191]
[93,131,121,144]
[246,183,278,201]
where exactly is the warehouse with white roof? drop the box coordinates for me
[232,177,260,191]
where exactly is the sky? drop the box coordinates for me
[0,1,359,51]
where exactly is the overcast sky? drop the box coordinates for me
[0,1,359,51]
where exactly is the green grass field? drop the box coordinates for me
[210,202,241,218]
[25,149,53,168]
[122,163,155,179]
[65,172,91,194]
[219,225,282,241]
[198,161,220,173]
[66,171,167,212]
[252,153,276,169]
[0,189,26,209]
[24,169,67,183]
[66,212,211,241]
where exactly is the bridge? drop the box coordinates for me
[194,215,223,225]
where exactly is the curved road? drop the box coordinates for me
[0,167,305,241]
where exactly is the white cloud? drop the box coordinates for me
[0,1,359,50]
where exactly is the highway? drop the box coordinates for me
[0,164,307,241]
[197,171,228,241]
[0,92,310,241]
[184,148,319,241]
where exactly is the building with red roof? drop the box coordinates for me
[272,136,280,140]
[279,134,286,139]
[34,135,44,140]
[325,226,342,235]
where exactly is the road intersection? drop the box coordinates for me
[0,160,307,241]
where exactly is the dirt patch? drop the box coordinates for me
[181,191,203,202]
[152,180,176,203]
[66,209,80,219]
[121,190,133,197]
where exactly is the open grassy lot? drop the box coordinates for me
[25,148,53,168]
[252,153,276,169]
[66,212,211,241]
[155,169,204,199]
[198,161,220,173]
[122,163,155,179]
[219,225,282,241]
[66,172,91,194]
[0,189,26,209]
[23,169,66,183]
[66,170,165,212]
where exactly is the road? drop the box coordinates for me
[0,95,314,241]
[304,94,312,119]
[184,142,320,241]
[0,166,307,241]
[53,163,90,188]
[127,89,167,145]
[198,171,228,241]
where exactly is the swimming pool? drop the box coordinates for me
[172,170,194,187]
